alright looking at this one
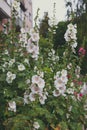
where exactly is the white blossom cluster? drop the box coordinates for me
[12,0,20,16]
[24,74,48,105]
[81,83,87,95]
[66,88,74,95]
[48,49,59,62]
[3,49,9,55]
[19,28,28,47]
[75,65,81,78]
[53,69,68,97]
[26,28,40,60]
[8,101,16,112]
[8,59,15,67]
[18,63,25,71]
[33,121,40,130]
[6,71,16,84]
[2,58,15,72]
[4,61,26,83]
[67,63,72,70]
[64,23,78,53]
[19,28,40,60]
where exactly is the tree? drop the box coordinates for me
[65,0,87,18]
[53,21,68,50]
[39,12,50,38]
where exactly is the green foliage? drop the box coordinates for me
[39,12,50,38]
[0,2,87,130]
[53,21,69,49]
[65,0,87,74]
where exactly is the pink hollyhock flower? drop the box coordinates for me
[77,93,83,100]
[77,81,82,85]
[78,47,86,56]
[79,93,83,97]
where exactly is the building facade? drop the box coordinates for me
[0,0,33,32]
[24,0,33,31]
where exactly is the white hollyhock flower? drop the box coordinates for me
[67,23,77,33]
[30,84,43,94]
[39,94,47,105]
[34,66,38,71]
[29,92,36,101]
[53,90,60,97]
[29,28,35,36]
[58,85,66,95]
[61,69,67,76]
[64,23,77,49]
[32,75,45,89]
[61,75,68,84]
[12,0,20,13]
[33,45,39,55]
[4,49,9,55]
[27,43,39,60]
[6,77,13,83]
[32,75,40,84]
[24,58,29,65]
[2,62,8,68]
[9,59,15,66]
[8,101,16,112]
[12,74,16,80]
[26,42,35,53]
[26,79,30,84]
[24,92,29,104]
[33,122,40,129]
[75,66,81,75]
[37,78,45,88]
[37,71,44,78]
[51,49,55,54]
[20,28,25,34]
[70,33,77,40]
[19,28,27,47]
[67,63,72,69]
[54,78,64,89]
[6,71,16,83]
[39,91,48,105]
[54,71,60,80]
[18,64,25,71]
[70,82,74,87]
[67,23,74,29]
[54,79,66,95]
[68,106,72,112]
[7,71,12,78]
[71,42,77,49]
[75,66,81,78]
[32,52,39,60]
[31,45,39,59]
[81,83,87,95]
[67,88,74,94]
[66,113,70,119]
[31,32,40,42]
[54,70,68,96]
[64,31,71,42]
